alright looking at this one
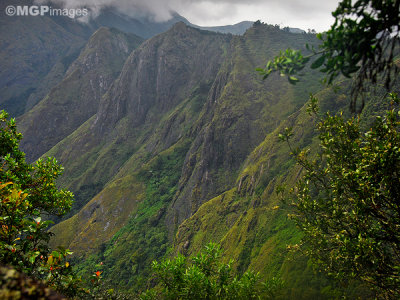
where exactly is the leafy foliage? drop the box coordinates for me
[256,48,311,85]
[259,0,400,111]
[141,242,284,300]
[260,0,400,297]
[0,264,66,299]
[0,110,81,296]
[281,93,400,297]
[0,111,73,216]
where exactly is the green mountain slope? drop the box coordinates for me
[47,22,232,232]
[173,84,346,298]
[173,80,393,299]
[0,1,253,119]
[44,23,331,294]
[18,27,143,162]
[0,0,90,117]
[166,24,321,232]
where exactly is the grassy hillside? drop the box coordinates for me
[174,80,390,298]
[45,23,334,296]
[18,27,143,163]
[0,0,92,116]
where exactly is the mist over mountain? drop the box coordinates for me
[0,2,258,117]
[0,0,91,116]
[0,1,378,297]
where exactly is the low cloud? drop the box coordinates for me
[35,0,176,21]
[34,0,339,31]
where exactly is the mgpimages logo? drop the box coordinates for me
[5,5,89,19]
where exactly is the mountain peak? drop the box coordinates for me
[19,27,143,161]
[170,21,190,31]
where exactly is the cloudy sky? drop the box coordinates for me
[177,0,340,32]
[41,0,341,32]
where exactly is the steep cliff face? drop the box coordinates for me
[0,1,249,118]
[166,24,321,230]
[172,82,385,299]
[93,22,230,132]
[0,0,90,116]
[0,1,191,118]
[44,23,330,293]
[46,23,230,224]
[18,27,143,162]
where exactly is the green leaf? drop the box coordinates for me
[29,253,38,264]
[311,55,326,69]
[288,76,299,84]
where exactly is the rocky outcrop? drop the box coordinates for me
[19,27,143,162]
[0,0,91,117]
[49,22,232,251]
[43,23,326,294]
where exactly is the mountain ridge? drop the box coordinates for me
[0,4,249,118]
[19,26,144,162]
[0,2,389,297]
[37,23,331,294]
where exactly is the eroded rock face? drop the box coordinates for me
[49,22,232,253]
[0,0,91,117]
[94,22,231,133]
[19,27,143,162]
[165,25,319,232]
[34,22,325,293]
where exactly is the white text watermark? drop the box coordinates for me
[5,5,88,19]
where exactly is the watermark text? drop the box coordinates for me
[5,5,88,19]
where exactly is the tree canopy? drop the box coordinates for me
[261,0,400,297]
[0,110,81,296]
[140,242,283,300]
[280,93,400,297]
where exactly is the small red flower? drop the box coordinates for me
[11,248,15,253]
[95,271,101,277]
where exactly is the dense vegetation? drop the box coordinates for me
[280,93,400,297]
[1,0,399,298]
[259,0,400,297]
[74,140,192,293]
[141,242,283,300]
[0,110,80,296]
